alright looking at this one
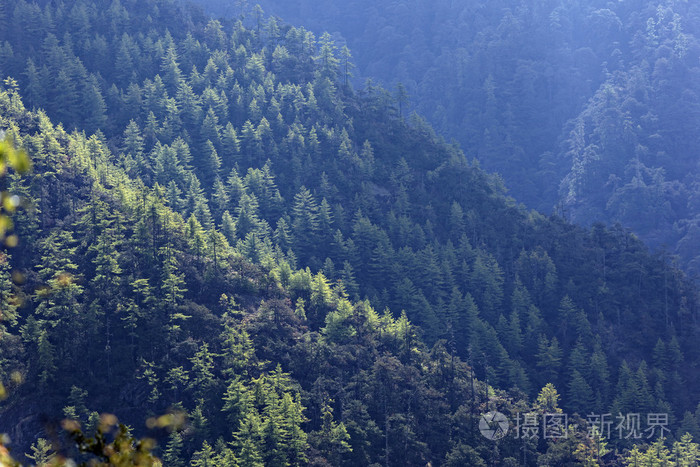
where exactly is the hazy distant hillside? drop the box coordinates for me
[195,0,700,278]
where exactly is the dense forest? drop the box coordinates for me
[197,0,700,278]
[0,0,699,465]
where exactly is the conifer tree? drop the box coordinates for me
[189,343,217,402]
[311,399,350,465]
[535,383,562,413]
[191,441,216,467]
[36,328,56,387]
[291,186,320,262]
[221,122,241,168]
[161,44,183,93]
[280,392,309,466]
[535,336,562,386]
[223,375,252,429]
[316,32,339,83]
[160,247,187,342]
[24,58,46,109]
[273,218,292,252]
[162,430,185,467]
[221,210,237,244]
[235,193,262,240]
[52,69,78,126]
[81,75,107,133]
[25,438,56,466]
[200,108,221,147]
[262,395,289,467]
[235,412,265,467]
[0,253,16,333]
[202,140,222,184]
[568,370,594,415]
[123,120,144,159]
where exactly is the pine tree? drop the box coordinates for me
[611,361,635,415]
[226,168,246,207]
[52,68,79,126]
[24,58,46,109]
[33,231,84,364]
[567,370,594,415]
[160,247,186,315]
[208,177,229,220]
[311,399,350,466]
[221,122,240,168]
[161,44,183,93]
[165,180,184,212]
[137,359,161,406]
[215,444,239,466]
[243,162,284,221]
[25,438,56,466]
[339,261,359,299]
[468,253,503,321]
[191,441,216,467]
[162,431,185,467]
[189,343,217,401]
[185,175,214,228]
[535,336,562,386]
[81,75,107,133]
[315,32,339,82]
[172,137,193,168]
[280,392,309,466]
[449,202,466,240]
[37,328,56,387]
[155,143,186,186]
[221,210,237,244]
[273,218,292,252]
[202,140,222,184]
[0,253,17,333]
[235,193,262,239]
[207,228,229,270]
[91,227,122,300]
[223,375,251,429]
[200,107,221,147]
[317,198,334,246]
[291,187,320,262]
[262,395,289,467]
[143,112,159,148]
[190,402,211,448]
[676,412,700,441]
[589,341,610,411]
[395,82,409,119]
[340,45,354,88]
[235,412,264,467]
[536,383,562,413]
[176,81,202,129]
[122,120,144,159]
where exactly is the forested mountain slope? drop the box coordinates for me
[0,0,699,465]
[0,87,497,465]
[196,0,700,278]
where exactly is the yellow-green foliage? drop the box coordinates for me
[0,134,30,243]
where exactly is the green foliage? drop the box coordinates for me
[25,438,55,466]
[624,434,700,466]
[215,0,700,281]
[535,383,562,414]
[0,132,30,242]
[0,2,699,465]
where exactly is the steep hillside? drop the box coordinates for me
[0,82,505,466]
[195,0,700,278]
